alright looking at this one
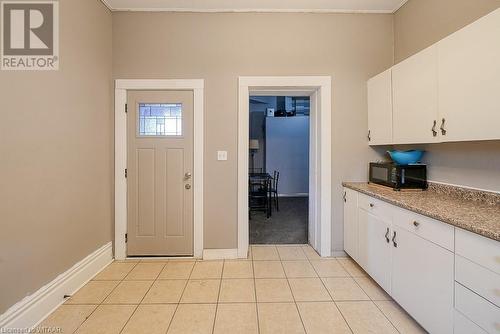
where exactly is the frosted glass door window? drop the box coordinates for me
[138,103,182,136]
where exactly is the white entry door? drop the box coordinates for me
[127,90,194,256]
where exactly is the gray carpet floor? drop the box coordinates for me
[249,197,308,244]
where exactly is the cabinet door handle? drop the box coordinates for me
[385,228,390,243]
[431,120,437,137]
[392,231,397,248]
[367,130,371,142]
[413,221,420,228]
[343,191,347,203]
[440,118,447,135]
[369,203,374,208]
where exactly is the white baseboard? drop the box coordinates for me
[0,242,113,330]
[331,250,347,257]
[203,248,238,260]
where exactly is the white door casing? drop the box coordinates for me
[114,79,204,260]
[238,76,332,257]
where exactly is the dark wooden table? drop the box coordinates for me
[249,172,272,183]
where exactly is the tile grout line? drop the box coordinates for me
[343,259,401,333]
[308,254,355,334]
[164,259,196,334]
[211,260,225,334]
[117,261,168,334]
[250,247,261,334]
[71,260,140,334]
[372,300,403,334]
[281,246,308,333]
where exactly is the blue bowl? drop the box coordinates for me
[387,150,424,165]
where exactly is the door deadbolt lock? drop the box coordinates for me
[185,184,191,189]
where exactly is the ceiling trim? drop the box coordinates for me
[100,0,409,14]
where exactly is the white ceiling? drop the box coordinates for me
[102,0,409,13]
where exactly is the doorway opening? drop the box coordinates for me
[249,96,310,244]
[238,76,332,258]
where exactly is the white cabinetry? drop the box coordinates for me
[367,69,393,145]
[343,188,358,261]
[392,45,439,144]
[454,228,500,334]
[391,225,454,334]
[342,189,500,334]
[367,8,500,145]
[438,9,500,142]
[358,207,392,293]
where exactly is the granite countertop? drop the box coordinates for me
[342,182,500,242]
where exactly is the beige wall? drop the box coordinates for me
[394,0,500,63]
[393,0,500,192]
[112,12,394,250]
[0,1,113,313]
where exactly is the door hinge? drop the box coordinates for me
[125,168,127,178]
[125,104,128,113]
[125,233,128,243]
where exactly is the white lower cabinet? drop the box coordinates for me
[358,208,392,293]
[391,225,454,334]
[342,189,499,334]
[343,188,359,261]
[454,310,487,334]
[455,282,500,333]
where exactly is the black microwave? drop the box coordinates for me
[369,162,428,190]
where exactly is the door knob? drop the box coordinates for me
[185,184,191,190]
[184,172,192,180]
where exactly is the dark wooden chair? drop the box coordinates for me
[270,171,280,211]
[249,167,263,173]
[249,178,271,219]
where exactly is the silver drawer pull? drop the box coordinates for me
[413,221,420,228]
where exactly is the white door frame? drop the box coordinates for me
[114,79,204,260]
[238,76,332,257]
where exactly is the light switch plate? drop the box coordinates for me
[217,151,228,161]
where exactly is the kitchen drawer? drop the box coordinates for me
[393,207,454,251]
[455,282,500,333]
[454,310,487,334]
[456,228,500,275]
[456,255,500,307]
[358,194,393,221]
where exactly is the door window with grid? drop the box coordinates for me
[138,103,182,136]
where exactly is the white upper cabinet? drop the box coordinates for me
[366,8,500,145]
[438,9,500,142]
[392,45,439,144]
[367,69,393,145]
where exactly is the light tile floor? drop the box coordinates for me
[37,245,427,334]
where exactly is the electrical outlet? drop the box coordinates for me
[217,151,228,161]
